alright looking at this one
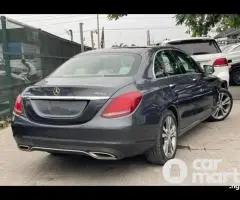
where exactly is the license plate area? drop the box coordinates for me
[30,100,87,119]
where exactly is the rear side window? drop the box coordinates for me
[153,52,165,78]
[168,40,221,55]
[50,53,141,78]
[153,50,183,78]
[171,50,201,73]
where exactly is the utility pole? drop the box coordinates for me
[147,30,150,46]
[101,27,105,49]
[97,14,100,49]
[69,29,73,41]
[90,30,95,49]
[79,23,84,53]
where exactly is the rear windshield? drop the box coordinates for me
[168,40,221,55]
[50,53,141,78]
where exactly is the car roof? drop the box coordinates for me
[162,37,216,44]
[224,43,240,52]
[75,46,183,56]
[77,47,151,56]
[230,43,240,48]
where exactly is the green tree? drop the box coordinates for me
[107,14,127,20]
[175,14,240,36]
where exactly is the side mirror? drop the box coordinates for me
[203,65,215,75]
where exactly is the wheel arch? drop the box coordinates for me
[167,105,179,126]
[220,80,228,89]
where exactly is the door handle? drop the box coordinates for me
[192,78,197,82]
[169,84,176,89]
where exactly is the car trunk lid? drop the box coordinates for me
[22,77,134,125]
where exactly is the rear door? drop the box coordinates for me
[170,49,215,124]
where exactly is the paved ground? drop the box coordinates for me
[0,101,240,186]
[230,86,240,100]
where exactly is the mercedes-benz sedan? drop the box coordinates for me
[11,46,233,165]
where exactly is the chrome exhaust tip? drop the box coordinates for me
[89,152,117,160]
[18,145,32,152]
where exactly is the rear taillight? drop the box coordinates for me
[213,58,228,67]
[102,91,143,118]
[13,95,23,116]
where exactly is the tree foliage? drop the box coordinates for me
[107,14,127,20]
[175,14,240,37]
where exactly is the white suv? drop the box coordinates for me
[160,37,231,88]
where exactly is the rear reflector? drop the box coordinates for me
[13,95,23,116]
[102,91,143,118]
[213,58,228,67]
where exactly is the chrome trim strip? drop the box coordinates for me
[32,147,117,160]
[22,95,109,100]
[32,146,89,155]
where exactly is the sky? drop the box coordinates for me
[2,14,192,48]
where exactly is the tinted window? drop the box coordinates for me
[168,40,221,55]
[161,51,183,75]
[50,53,141,77]
[161,51,176,74]
[172,50,200,73]
[153,52,165,78]
[154,50,183,77]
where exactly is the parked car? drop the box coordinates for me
[222,43,240,85]
[159,37,231,88]
[220,44,233,52]
[11,46,233,165]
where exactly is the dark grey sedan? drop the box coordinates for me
[11,46,233,165]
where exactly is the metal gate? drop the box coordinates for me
[0,16,91,120]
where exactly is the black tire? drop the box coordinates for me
[208,88,233,122]
[145,110,178,165]
[230,68,240,86]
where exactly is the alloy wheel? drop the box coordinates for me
[211,92,232,120]
[162,116,177,158]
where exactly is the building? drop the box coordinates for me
[214,28,240,45]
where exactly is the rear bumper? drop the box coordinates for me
[11,115,157,160]
[213,65,230,87]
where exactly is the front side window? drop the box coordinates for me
[50,53,141,78]
[172,50,200,74]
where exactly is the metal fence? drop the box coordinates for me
[0,16,91,119]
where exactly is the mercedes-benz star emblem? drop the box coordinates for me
[53,87,60,96]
